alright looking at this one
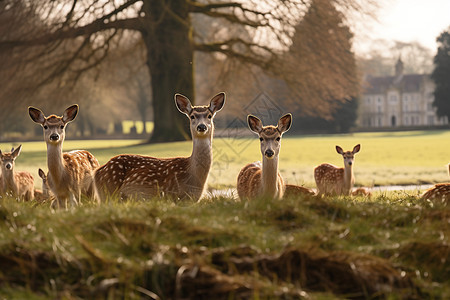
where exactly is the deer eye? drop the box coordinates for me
[208,115,212,119]
[60,125,64,129]
[276,137,281,141]
[190,115,195,120]
[259,137,263,141]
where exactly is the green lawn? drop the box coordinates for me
[3,129,449,190]
[0,130,449,299]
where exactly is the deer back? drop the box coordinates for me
[95,155,193,201]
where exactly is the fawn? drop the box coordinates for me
[421,163,450,202]
[0,145,35,201]
[237,114,292,199]
[94,92,225,201]
[29,104,100,208]
[314,144,361,196]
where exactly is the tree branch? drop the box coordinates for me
[0,18,143,51]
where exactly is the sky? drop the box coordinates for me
[353,0,450,54]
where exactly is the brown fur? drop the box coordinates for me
[314,144,360,196]
[283,184,315,198]
[29,105,100,208]
[237,114,292,200]
[0,146,35,201]
[94,93,225,202]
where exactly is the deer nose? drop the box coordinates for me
[50,133,60,141]
[197,124,207,132]
[265,149,274,158]
[348,161,353,166]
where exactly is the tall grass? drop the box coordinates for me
[0,192,448,299]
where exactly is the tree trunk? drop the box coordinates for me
[142,0,194,143]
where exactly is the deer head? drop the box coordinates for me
[248,114,292,160]
[336,144,361,167]
[175,93,225,139]
[0,145,22,172]
[28,105,79,145]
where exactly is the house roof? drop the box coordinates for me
[364,74,429,95]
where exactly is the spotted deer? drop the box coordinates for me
[314,144,361,196]
[94,92,225,201]
[29,105,100,208]
[421,163,450,202]
[0,145,35,201]
[237,114,292,200]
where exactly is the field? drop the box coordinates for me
[6,130,450,191]
[0,130,448,299]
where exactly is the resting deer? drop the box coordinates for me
[94,92,225,201]
[314,144,361,196]
[29,105,100,208]
[237,114,292,200]
[421,163,450,202]
[0,145,34,201]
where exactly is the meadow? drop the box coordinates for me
[6,129,450,192]
[0,130,448,299]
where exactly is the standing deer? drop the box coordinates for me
[34,168,52,203]
[94,92,225,201]
[0,145,35,201]
[237,114,292,200]
[314,144,361,196]
[421,163,450,202]
[29,105,100,208]
[38,168,51,198]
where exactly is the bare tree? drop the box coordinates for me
[0,0,375,142]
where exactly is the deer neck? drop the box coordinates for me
[47,142,66,181]
[188,135,213,185]
[343,164,354,191]
[2,169,17,193]
[262,155,279,197]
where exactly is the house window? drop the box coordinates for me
[404,116,409,125]
[427,102,433,111]
[428,116,434,125]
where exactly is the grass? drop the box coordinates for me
[0,193,448,299]
[0,129,448,298]
[4,129,449,190]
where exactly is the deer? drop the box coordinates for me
[236,114,292,200]
[421,163,450,203]
[314,144,361,196]
[28,104,100,209]
[94,92,225,202]
[34,168,52,203]
[0,145,35,201]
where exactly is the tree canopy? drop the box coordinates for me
[431,27,450,121]
[0,0,375,141]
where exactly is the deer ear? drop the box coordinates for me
[12,144,22,158]
[352,144,361,154]
[277,113,292,134]
[247,115,263,134]
[209,92,225,114]
[175,94,193,116]
[29,106,46,124]
[336,145,344,154]
[38,168,46,179]
[63,104,79,123]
